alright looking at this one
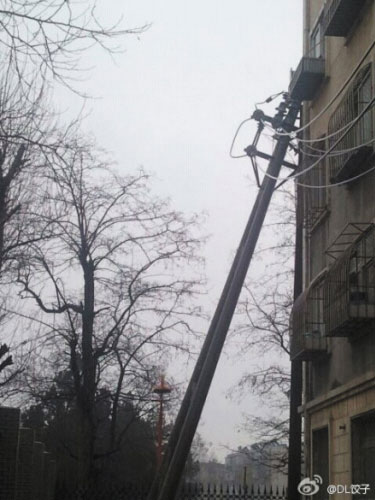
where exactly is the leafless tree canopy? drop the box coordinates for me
[0,6,209,489]
[0,66,57,388]
[14,137,204,484]
[0,53,205,488]
[0,0,148,89]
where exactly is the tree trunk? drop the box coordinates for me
[79,259,96,491]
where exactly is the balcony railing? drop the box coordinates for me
[323,0,367,37]
[290,277,328,361]
[324,224,375,336]
[289,57,325,102]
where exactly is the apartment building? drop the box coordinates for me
[289,0,375,497]
[224,444,287,489]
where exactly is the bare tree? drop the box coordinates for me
[0,65,57,389]
[0,0,147,91]
[17,140,204,489]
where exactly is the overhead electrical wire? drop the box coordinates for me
[229,117,252,158]
[300,136,375,157]
[230,39,375,190]
[230,109,375,186]
[230,91,287,158]
[254,91,285,109]
[257,92,375,183]
[296,102,375,156]
[296,164,375,189]
[231,101,374,164]
[265,110,373,144]
[230,38,375,157]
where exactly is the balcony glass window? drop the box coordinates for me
[310,18,325,59]
[356,72,372,144]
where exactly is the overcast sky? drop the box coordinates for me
[57,0,303,460]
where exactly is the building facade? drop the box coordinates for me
[289,0,375,498]
[224,444,287,489]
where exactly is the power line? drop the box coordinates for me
[230,92,288,159]
[231,102,374,167]
[297,164,375,189]
[266,106,373,144]
[229,117,252,158]
[254,91,285,109]
[258,93,375,182]
[300,135,375,157]
[230,38,375,161]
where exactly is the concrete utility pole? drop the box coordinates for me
[149,96,300,500]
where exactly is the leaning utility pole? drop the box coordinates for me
[150,95,300,500]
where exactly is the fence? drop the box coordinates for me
[0,407,287,500]
[0,406,56,500]
[180,484,287,500]
[59,483,287,500]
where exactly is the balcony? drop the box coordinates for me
[323,0,367,37]
[289,57,325,101]
[290,277,328,361]
[324,224,375,336]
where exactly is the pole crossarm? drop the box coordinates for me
[244,145,297,170]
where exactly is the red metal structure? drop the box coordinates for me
[153,375,172,469]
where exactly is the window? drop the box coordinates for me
[356,71,372,144]
[352,412,375,499]
[312,427,329,500]
[328,64,373,182]
[348,227,375,306]
[309,279,325,336]
[310,17,325,59]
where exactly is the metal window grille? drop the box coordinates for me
[290,274,327,360]
[324,224,375,336]
[328,64,373,182]
[302,137,329,229]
